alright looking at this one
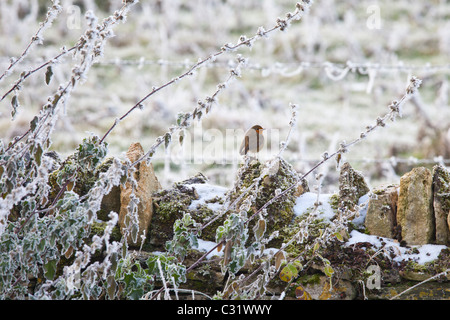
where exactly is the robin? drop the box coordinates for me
[239,125,265,156]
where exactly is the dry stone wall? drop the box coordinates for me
[364,165,450,246]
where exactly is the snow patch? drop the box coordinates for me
[188,183,227,211]
[293,192,335,220]
[197,239,223,259]
[347,230,446,265]
[196,239,279,259]
[352,193,370,227]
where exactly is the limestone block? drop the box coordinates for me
[397,167,434,245]
[119,142,161,246]
[432,165,450,245]
[365,185,398,239]
[338,162,370,210]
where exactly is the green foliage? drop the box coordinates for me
[216,212,250,275]
[0,134,113,299]
[115,257,154,300]
[146,254,187,284]
[165,213,199,260]
[279,263,299,282]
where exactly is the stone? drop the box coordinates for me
[338,162,370,210]
[397,167,434,245]
[448,212,450,236]
[119,142,161,246]
[366,282,450,300]
[365,185,399,239]
[150,179,201,248]
[432,165,450,245]
[231,158,298,247]
[296,275,356,300]
[99,185,121,221]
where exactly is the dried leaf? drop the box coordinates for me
[34,144,43,166]
[64,246,74,259]
[164,132,171,150]
[106,275,116,299]
[313,242,320,253]
[274,250,286,270]
[11,94,19,118]
[179,132,184,146]
[30,116,39,132]
[319,281,332,300]
[336,153,342,170]
[295,285,312,300]
[253,218,266,240]
[45,66,53,85]
[223,240,233,265]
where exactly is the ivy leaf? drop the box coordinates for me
[334,231,344,242]
[324,265,334,277]
[34,143,43,166]
[44,259,58,280]
[279,263,298,282]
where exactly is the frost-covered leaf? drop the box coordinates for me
[253,218,266,240]
[324,265,334,277]
[11,94,19,118]
[274,250,285,270]
[106,274,116,299]
[34,144,43,166]
[334,231,344,242]
[44,259,58,280]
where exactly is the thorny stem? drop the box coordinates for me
[99,50,224,145]
[246,76,422,227]
[99,1,313,145]
[389,268,450,300]
[124,54,249,171]
[0,1,134,146]
[149,239,225,300]
[0,1,63,84]
[14,171,77,234]
[0,47,77,103]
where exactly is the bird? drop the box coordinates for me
[239,125,265,156]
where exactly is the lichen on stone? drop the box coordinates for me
[227,158,300,247]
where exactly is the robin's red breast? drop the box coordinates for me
[239,125,265,155]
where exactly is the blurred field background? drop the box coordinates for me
[1,0,449,191]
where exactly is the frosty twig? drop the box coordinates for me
[0,1,62,85]
[99,0,314,145]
